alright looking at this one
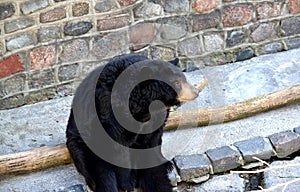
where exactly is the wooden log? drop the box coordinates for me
[0,84,300,175]
[0,144,71,176]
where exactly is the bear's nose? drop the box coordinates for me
[177,82,199,103]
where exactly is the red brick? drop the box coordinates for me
[40,7,66,23]
[257,2,281,20]
[130,23,156,50]
[119,0,137,6]
[288,0,300,14]
[223,4,253,27]
[0,55,24,78]
[30,45,56,69]
[192,0,219,13]
[97,15,130,31]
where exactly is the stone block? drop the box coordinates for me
[269,131,300,158]
[192,0,219,13]
[92,31,129,59]
[150,46,175,60]
[60,39,89,62]
[256,2,281,20]
[191,10,220,32]
[286,38,300,50]
[0,94,25,110]
[236,47,254,61]
[40,7,66,23]
[129,23,156,50]
[174,154,211,182]
[0,3,15,20]
[134,2,164,18]
[153,0,189,13]
[226,30,247,47]
[251,23,275,42]
[25,88,56,104]
[97,15,130,31]
[2,74,26,96]
[29,69,55,89]
[259,42,283,55]
[281,16,300,36]
[64,21,93,36]
[72,2,89,17]
[223,4,253,27]
[20,0,49,14]
[118,0,137,6]
[29,45,56,69]
[203,34,224,52]
[37,26,61,42]
[157,17,187,40]
[6,33,36,51]
[94,0,116,12]
[234,137,274,163]
[206,146,242,173]
[288,0,300,14]
[0,55,24,78]
[58,64,79,82]
[178,36,202,57]
[4,17,35,33]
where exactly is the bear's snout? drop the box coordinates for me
[177,82,199,103]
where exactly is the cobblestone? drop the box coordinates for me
[288,0,300,14]
[64,21,93,36]
[206,146,242,173]
[60,39,89,62]
[203,34,224,52]
[153,0,189,13]
[226,30,247,47]
[286,38,300,50]
[236,47,254,61]
[178,36,202,57]
[29,69,55,89]
[37,26,61,42]
[97,15,130,31]
[134,2,164,18]
[94,0,116,12]
[4,17,35,33]
[158,17,187,41]
[2,74,26,96]
[192,0,219,13]
[29,45,56,69]
[223,4,253,27]
[281,16,300,36]
[6,33,36,51]
[0,54,24,78]
[251,23,275,43]
[268,131,300,158]
[0,3,15,20]
[150,46,175,60]
[256,2,281,20]
[259,42,283,55]
[58,64,79,82]
[40,7,66,23]
[72,3,89,17]
[191,10,220,32]
[20,0,49,14]
[129,23,156,50]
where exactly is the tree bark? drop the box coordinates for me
[1,84,300,176]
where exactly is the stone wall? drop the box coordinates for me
[0,0,300,109]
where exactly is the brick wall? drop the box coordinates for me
[0,0,300,109]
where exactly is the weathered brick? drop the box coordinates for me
[92,31,129,59]
[40,7,66,23]
[58,64,79,82]
[203,34,224,52]
[29,69,55,89]
[153,0,189,13]
[286,38,300,49]
[60,39,89,62]
[178,36,202,57]
[94,0,116,12]
[0,55,24,78]
[234,137,274,163]
[130,23,156,50]
[256,2,281,20]
[97,15,130,31]
[236,47,254,61]
[226,30,247,47]
[251,23,275,42]
[4,17,35,33]
[174,154,211,182]
[0,3,15,20]
[72,2,89,17]
[29,45,56,69]
[64,21,93,36]
[20,0,49,15]
[259,42,283,55]
[6,33,36,51]
[118,0,137,6]
[268,131,300,158]
[281,17,300,36]
[2,74,26,96]
[37,26,61,42]
[288,0,300,14]
[134,2,164,18]
[191,10,220,32]
[206,146,242,173]
[223,4,253,27]
[157,17,187,40]
[150,46,175,60]
[192,0,219,13]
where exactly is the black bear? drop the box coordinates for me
[66,54,198,192]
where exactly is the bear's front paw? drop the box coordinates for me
[119,179,135,191]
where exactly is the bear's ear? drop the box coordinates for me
[168,58,179,66]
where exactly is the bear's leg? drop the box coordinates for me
[137,162,173,192]
[114,167,135,191]
[92,163,119,192]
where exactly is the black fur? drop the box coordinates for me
[66,54,184,192]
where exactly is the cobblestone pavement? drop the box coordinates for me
[0,49,300,191]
